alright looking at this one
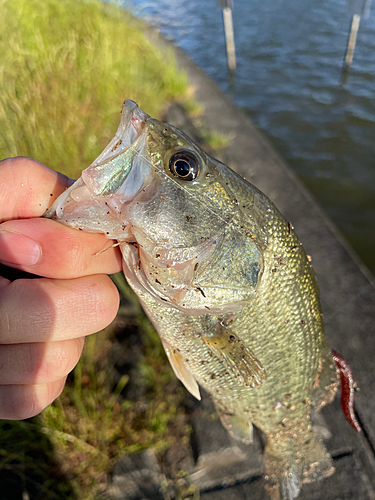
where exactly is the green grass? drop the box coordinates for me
[0,0,187,178]
[38,274,188,498]
[0,0,191,498]
[180,97,233,151]
[199,128,233,150]
[0,274,189,500]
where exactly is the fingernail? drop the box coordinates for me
[0,232,41,266]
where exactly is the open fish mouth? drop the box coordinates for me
[83,99,150,186]
[46,100,152,218]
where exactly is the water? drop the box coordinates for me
[126,0,375,275]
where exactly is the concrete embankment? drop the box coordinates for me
[109,31,375,500]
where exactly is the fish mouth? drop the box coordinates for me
[81,100,151,199]
[46,101,153,218]
[89,100,149,167]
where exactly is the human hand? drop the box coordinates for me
[0,157,122,420]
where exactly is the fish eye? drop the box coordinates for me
[169,151,200,181]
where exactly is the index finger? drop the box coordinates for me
[0,158,122,277]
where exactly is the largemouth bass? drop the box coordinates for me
[45,100,360,500]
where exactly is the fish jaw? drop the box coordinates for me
[81,100,150,198]
[44,100,155,235]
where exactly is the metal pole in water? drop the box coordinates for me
[220,0,236,72]
[344,14,361,69]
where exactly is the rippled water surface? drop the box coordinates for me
[127,0,375,275]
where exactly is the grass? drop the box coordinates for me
[0,0,192,498]
[180,95,233,151]
[199,128,233,151]
[0,277,189,498]
[38,273,189,499]
[0,0,187,178]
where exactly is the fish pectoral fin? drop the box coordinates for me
[217,409,254,444]
[161,339,201,401]
[200,323,266,388]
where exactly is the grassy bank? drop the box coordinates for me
[0,0,187,177]
[0,0,190,498]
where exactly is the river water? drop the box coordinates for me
[126,0,375,276]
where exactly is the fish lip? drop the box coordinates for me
[90,100,150,168]
[130,104,149,137]
[79,101,151,198]
[45,101,153,218]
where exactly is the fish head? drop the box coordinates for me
[127,111,234,261]
[46,100,265,314]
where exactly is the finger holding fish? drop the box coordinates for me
[0,217,122,279]
[0,157,121,420]
[0,273,119,344]
[0,378,68,420]
[0,272,118,419]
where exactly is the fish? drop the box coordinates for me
[45,100,360,500]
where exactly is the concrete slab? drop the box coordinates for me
[199,478,267,500]
[108,449,164,500]
[189,391,263,492]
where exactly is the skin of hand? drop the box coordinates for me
[0,157,122,420]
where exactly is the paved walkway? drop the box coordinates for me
[110,32,375,500]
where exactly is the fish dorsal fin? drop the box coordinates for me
[161,338,201,400]
[200,322,266,389]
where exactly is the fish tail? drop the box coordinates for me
[263,430,334,500]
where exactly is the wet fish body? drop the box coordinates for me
[46,101,344,499]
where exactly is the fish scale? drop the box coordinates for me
[45,100,359,500]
